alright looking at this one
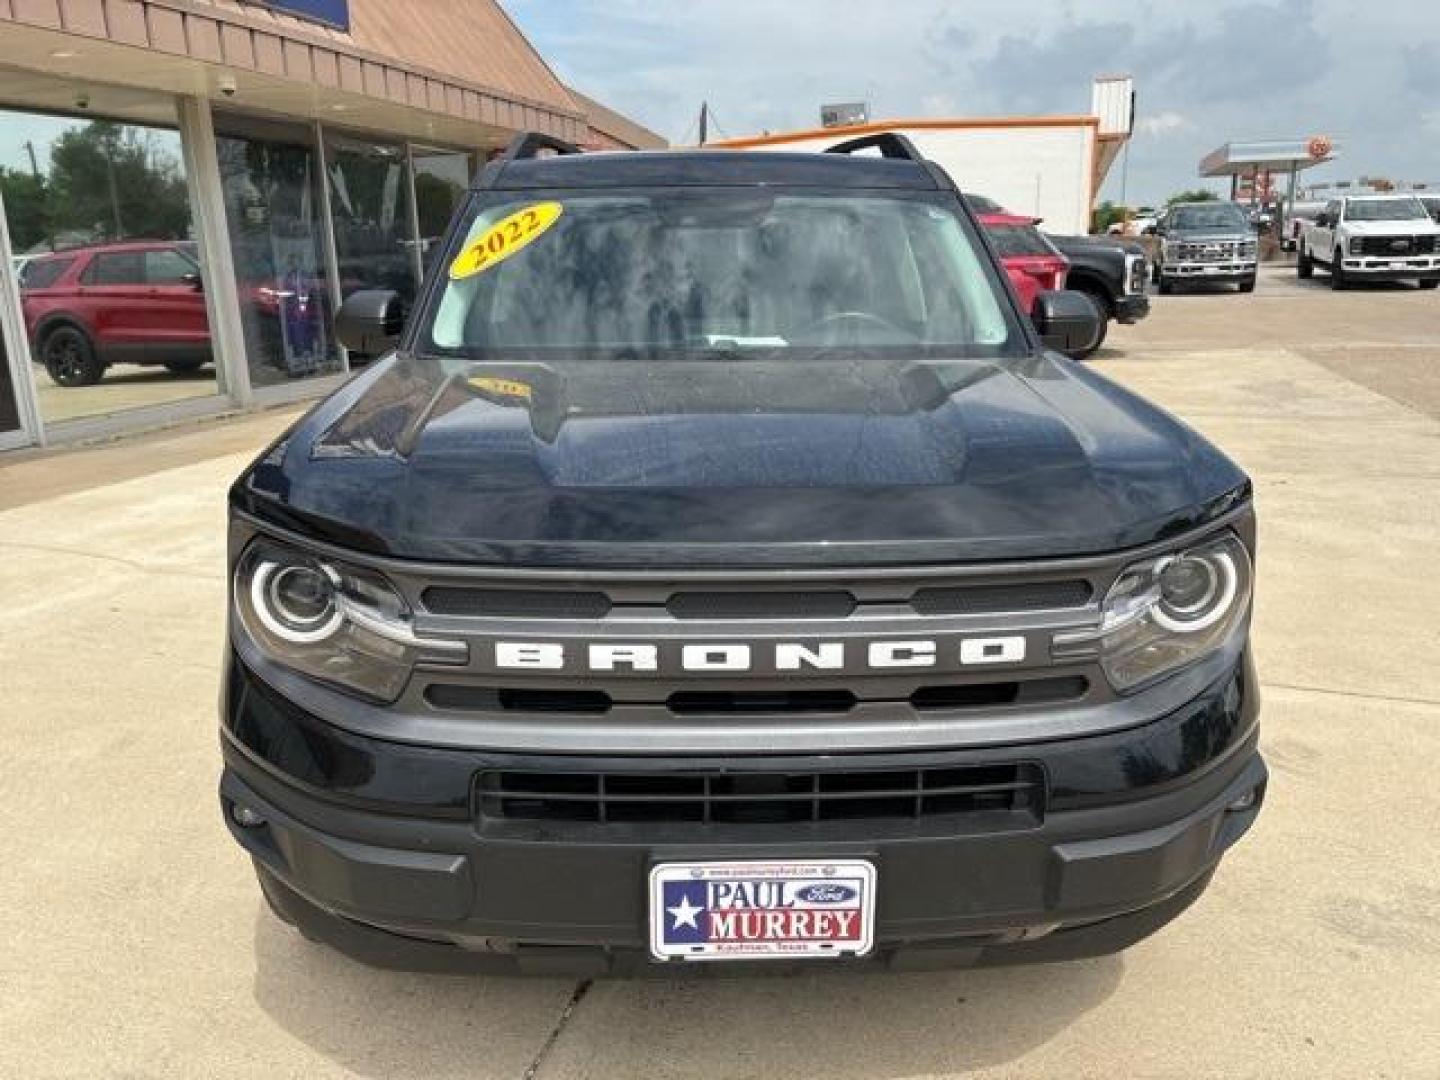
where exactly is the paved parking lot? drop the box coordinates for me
[2,264,1438,1078]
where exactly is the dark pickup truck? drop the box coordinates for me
[221,132,1265,975]
[1045,233,1151,357]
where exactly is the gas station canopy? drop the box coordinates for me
[1199,138,1338,178]
[1199,138,1339,205]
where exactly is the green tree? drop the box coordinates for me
[1091,200,1132,233]
[0,168,51,251]
[43,121,191,244]
[1165,188,1220,206]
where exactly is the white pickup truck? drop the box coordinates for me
[1298,194,1440,290]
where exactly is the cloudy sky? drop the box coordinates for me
[505,0,1440,206]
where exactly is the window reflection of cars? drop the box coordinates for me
[20,241,212,387]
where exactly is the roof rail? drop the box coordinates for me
[499,131,583,164]
[824,131,924,162]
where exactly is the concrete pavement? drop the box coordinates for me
[2,265,1438,1078]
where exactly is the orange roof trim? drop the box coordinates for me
[710,115,1100,150]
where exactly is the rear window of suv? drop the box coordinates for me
[425,188,1024,362]
[985,224,1056,258]
[18,257,73,289]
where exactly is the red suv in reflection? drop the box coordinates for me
[977,212,1070,314]
[20,241,212,387]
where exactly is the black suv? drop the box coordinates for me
[221,132,1265,974]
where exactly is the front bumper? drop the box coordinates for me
[221,652,1265,974]
[1339,256,1440,281]
[1161,262,1257,281]
[1114,294,1151,323]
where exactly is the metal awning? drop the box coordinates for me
[1199,138,1338,177]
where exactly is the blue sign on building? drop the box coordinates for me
[258,0,350,31]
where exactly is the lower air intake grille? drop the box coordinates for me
[477,762,1045,825]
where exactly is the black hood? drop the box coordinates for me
[234,353,1249,568]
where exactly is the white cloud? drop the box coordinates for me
[502,0,1440,203]
[1137,111,1193,137]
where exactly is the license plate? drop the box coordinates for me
[649,859,876,962]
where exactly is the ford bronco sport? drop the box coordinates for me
[221,132,1266,973]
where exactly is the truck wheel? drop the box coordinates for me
[1066,290,1110,359]
[1297,245,1313,279]
[1158,279,1174,295]
[1238,276,1256,293]
[1418,279,1439,291]
[41,326,105,387]
[1330,250,1347,291]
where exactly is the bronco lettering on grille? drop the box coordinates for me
[492,636,1027,673]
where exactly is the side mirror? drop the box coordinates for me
[335,289,404,356]
[1033,290,1104,357]
[181,271,203,291]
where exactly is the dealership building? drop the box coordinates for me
[0,0,661,452]
[711,77,1135,236]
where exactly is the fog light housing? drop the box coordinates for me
[231,803,267,828]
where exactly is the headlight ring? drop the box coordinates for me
[250,559,344,643]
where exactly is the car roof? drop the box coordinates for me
[978,211,1040,227]
[32,240,180,259]
[487,150,940,192]
[1340,193,1421,201]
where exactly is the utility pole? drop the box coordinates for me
[698,101,708,146]
[23,140,40,179]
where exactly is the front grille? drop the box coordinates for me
[911,580,1091,614]
[667,590,856,620]
[423,587,612,619]
[1176,240,1255,262]
[1354,234,1436,256]
[402,556,1121,743]
[476,762,1045,825]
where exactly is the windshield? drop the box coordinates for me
[423,189,1022,361]
[1168,204,1250,231]
[1345,198,1428,222]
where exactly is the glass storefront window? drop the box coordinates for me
[215,114,340,388]
[325,133,418,354]
[0,110,216,424]
[411,147,472,275]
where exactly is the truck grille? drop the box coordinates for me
[1353,235,1437,256]
[1177,240,1256,262]
[476,761,1045,825]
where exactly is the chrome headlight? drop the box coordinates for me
[234,539,465,702]
[1054,533,1252,693]
[1348,236,1363,255]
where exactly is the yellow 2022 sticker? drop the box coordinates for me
[449,202,563,280]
